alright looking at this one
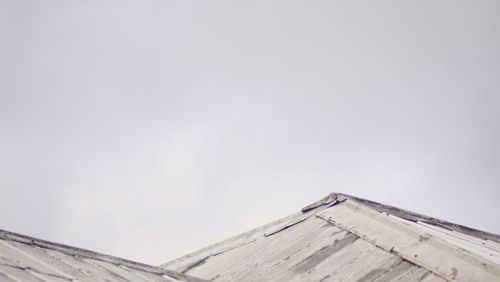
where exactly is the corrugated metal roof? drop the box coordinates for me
[0,229,207,282]
[2,192,498,281]
[162,193,500,282]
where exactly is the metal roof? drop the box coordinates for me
[0,229,207,282]
[162,193,500,282]
[1,193,498,281]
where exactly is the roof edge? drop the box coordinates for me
[308,192,500,244]
[0,228,208,282]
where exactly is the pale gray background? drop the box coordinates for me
[1,1,499,264]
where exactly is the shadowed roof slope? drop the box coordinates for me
[0,229,207,282]
[162,192,500,282]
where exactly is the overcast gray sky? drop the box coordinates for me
[1,0,499,265]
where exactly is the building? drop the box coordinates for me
[1,192,499,281]
[162,193,500,281]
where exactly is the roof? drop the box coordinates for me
[0,229,207,282]
[162,192,500,282]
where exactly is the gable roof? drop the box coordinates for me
[0,228,207,282]
[162,192,500,282]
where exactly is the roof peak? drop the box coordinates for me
[163,191,500,281]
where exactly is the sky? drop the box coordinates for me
[0,1,499,265]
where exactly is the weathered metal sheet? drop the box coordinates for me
[317,199,500,281]
[164,213,442,281]
[163,193,500,282]
[0,229,207,282]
